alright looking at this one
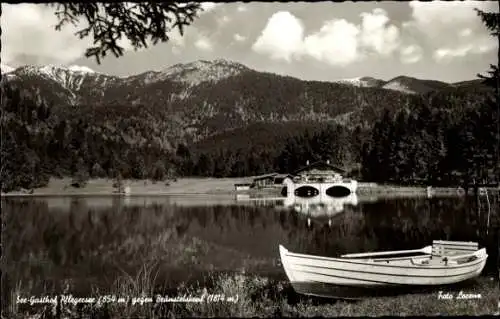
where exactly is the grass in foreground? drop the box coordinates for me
[5,273,498,318]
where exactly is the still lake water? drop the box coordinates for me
[2,194,499,298]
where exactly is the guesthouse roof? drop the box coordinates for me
[291,161,346,175]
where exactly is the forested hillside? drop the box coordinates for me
[0,60,496,191]
[362,89,498,185]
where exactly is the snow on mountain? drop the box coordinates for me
[17,65,96,79]
[39,65,90,92]
[336,77,366,86]
[335,75,454,94]
[382,80,416,94]
[1,63,15,74]
[381,76,453,94]
[335,76,385,88]
[152,59,249,85]
[12,64,116,93]
[2,60,476,112]
[68,65,95,73]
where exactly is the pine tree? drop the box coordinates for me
[196,153,214,176]
[475,3,500,92]
[368,110,393,183]
[475,1,500,180]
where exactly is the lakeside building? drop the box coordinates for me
[289,160,347,183]
[235,160,352,192]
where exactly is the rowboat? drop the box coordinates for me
[279,240,487,298]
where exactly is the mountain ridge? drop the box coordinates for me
[1,59,494,191]
[3,59,485,93]
[1,59,491,145]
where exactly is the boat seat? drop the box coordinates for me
[431,240,478,258]
[410,258,430,266]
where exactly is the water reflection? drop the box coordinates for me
[44,194,239,211]
[283,192,358,219]
[2,194,498,299]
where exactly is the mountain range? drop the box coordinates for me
[1,58,495,191]
[1,59,485,94]
[0,59,490,148]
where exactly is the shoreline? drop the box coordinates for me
[1,177,498,198]
[7,275,498,317]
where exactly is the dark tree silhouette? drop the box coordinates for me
[475,0,500,179]
[475,2,500,90]
[48,2,202,64]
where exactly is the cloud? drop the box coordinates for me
[359,8,400,56]
[233,33,247,42]
[434,40,496,62]
[200,2,221,13]
[217,15,231,26]
[169,30,186,48]
[302,19,360,66]
[171,47,182,55]
[404,1,496,62]
[194,35,213,51]
[252,8,401,66]
[168,30,186,54]
[3,3,189,66]
[1,4,91,65]
[434,47,470,60]
[459,28,472,37]
[237,5,248,13]
[252,11,305,62]
[400,45,423,64]
[408,1,491,28]
[117,37,134,52]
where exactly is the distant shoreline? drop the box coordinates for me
[2,177,498,198]
[0,177,246,197]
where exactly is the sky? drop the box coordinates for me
[1,1,498,83]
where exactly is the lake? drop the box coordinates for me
[2,194,499,315]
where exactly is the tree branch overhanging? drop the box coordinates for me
[47,2,202,64]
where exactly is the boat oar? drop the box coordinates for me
[341,245,433,258]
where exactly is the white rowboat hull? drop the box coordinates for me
[279,245,487,292]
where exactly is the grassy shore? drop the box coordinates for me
[0,177,249,197]
[7,274,499,318]
[3,177,495,197]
